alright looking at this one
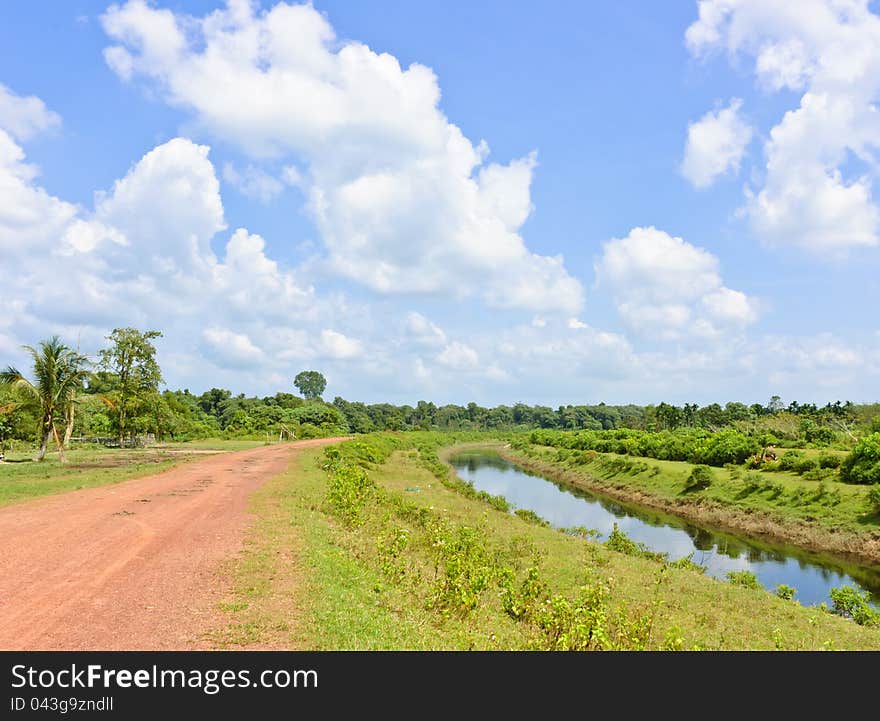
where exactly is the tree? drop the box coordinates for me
[98,328,163,447]
[840,433,880,485]
[294,370,326,400]
[0,337,90,461]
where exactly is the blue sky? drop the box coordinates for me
[1,0,878,406]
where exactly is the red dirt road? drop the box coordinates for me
[0,438,341,650]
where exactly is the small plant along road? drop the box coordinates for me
[0,438,344,650]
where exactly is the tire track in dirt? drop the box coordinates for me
[0,438,342,650]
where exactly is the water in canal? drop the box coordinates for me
[449,450,880,609]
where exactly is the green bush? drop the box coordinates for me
[514,508,550,527]
[778,450,805,471]
[840,433,880,485]
[427,521,498,617]
[829,585,880,626]
[775,584,796,601]
[325,458,376,527]
[684,464,713,492]
[817,453,842,469]
[793,458,818,474]
[867,486,880,514]
[726,570,761,589]
[605,524,666,561]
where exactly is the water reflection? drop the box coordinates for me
[449,451,880,608]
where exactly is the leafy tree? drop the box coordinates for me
[294,370,327,400]
[840,433,880,485]
[198,388,231,419]
[0,337,90,461]
[98,328,163,447]
[292,402,347,431]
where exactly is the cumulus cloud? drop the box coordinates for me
[223,162,285,203]
[0,129,337,389]
[0,129,77,252]
[202,327,264,367]
[437,341,480,370]
[318,329,362,359]
[0,83,62,141]
[594,226,759,340]
[681,98,753,188]
[99,0,584,314]
[685,0,880,254]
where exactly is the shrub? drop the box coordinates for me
[666,554,707,574]
[605,524,666,561]
[500,565,548,622]
[804,425,835,446]
[829,585,880,626]
[427,522,498,617]
[817,453,842,469]
[684,465,713,492]
[867,486,880,514]
[793,458,818,474]
[514,508,550,527]
[778,450,805,471]
[802,468,836,482]
[840,433,880,485]
[297,422,322,439]
[325,461,376,528]
[776,584,796,601]
[726,570,761,589]
[694,430,760,466]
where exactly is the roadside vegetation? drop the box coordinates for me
[213,433,880,650]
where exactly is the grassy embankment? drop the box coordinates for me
[502,441,880,565]
[211,432,880,650]
[0,439,264,506]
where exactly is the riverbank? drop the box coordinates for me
[212,434,880,649]
[494,443,880,567]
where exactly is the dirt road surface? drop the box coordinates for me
[0,438,342,650]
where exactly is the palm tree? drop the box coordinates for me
[0,337,90,462]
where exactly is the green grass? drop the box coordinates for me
[156,438,267,451]
[0,439,258,506]
[506,443,880,562]
[212,440,880,650]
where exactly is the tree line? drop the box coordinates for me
[1,330,879,459]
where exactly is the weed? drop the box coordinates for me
[726,570,761,589]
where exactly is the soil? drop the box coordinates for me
[0,438,343,650]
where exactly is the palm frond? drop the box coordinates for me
[0,367,39,400]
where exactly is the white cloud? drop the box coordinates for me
[100,0,584,314]
[223,162,285,203]
[686,0,880,254]
[437,341,479,370]
[95,137,226,273]
[567,318,588,329]
[0,83,62,141]
[681,98,753,188]
[405,312,447,347]
[0,129,331,387]
[594,226,759,340]
[318,329,363,359]
[0,129,77,253]
[202,327,264,367]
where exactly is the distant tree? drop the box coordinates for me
[0,337,90,461]
[198,388,232,419]
[294,370,327,400]
[767,395,784,414]
[98,328,163,447]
